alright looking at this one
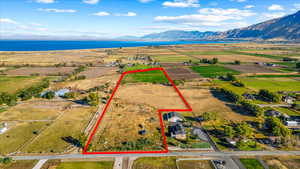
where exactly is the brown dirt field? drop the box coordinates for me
[90,99,163,152]
[165,67,200,80]
[223,64,278,73]
[78,67,117,79]
[3,67,75,76]
[115,84,187,110]
[263,156,300,169]
[0,49,106,66]
[51,74,120,91]
[178,160,213,169]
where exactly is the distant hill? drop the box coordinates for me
[221,10,300,40]
[140,10,300,41]
[141,30,220,40]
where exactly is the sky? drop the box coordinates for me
[0,0,300,39]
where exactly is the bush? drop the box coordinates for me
[240,100,263,117]
[83,92,100,106]
[0,92,17,106]
[258,89,280,102]
[42,91,55,99]
[203,112,217,121]
[0,157,12,164]
[234,60,241,65]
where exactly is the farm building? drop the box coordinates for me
[284,116,300,127]
[163,112,184,122]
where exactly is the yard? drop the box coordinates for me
[0,75,44,94]
[191,65,240,78]
[133,157,177,169]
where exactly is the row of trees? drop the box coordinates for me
[17,80,50,101]
[223,122,253,139]
[200,58,219,64]
[258,89,280,102]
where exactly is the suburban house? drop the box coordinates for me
[163,112,184,123]
[282,96,295,104]
[265,110,282,117]
[0,122,8,134]
[168,122,186,140]
[284,116,300,128]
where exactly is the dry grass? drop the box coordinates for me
[3,67,75,76]
[78,67,117,79]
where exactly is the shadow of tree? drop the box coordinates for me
[61,136,82,148]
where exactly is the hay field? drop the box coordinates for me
[4,67,75,76]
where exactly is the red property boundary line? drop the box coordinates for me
[82,67,192,154]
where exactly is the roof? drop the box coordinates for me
[168,122,186,135]
[163,112,184,120]
[55,89,70,97]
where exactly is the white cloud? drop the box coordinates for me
[294,3,300,9]
[268,4,284,11]
[155,8,255,27]
[163,0,200,8]
[38,8,77,13]
[35,0,55,3]
[115,12,137,17]
[245,5,254,9]
[261,12,286,20]
[93,12,110,16]
[82,0,100,4]
[0,18,18,24]
[138,0,154,3]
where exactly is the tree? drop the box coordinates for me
[42,91,55,99]
[234,60,241,65]
[211,58,219,64]
[64,92,77,99]
[240,100,263,117]
[266,117,291,137]
[226,73,237,81]
[258,89,280,102]
[223,125,235,138]
[203,112,217,121]
[236,122,253,139]
[84,92,100,106]
[297,62,300,69]
[0,157,12,164]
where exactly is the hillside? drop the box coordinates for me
[141,30,220,40]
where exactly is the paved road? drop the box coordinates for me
[9,151,300,161]
[113,157,123,169]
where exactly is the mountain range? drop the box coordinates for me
[140,10,300,41]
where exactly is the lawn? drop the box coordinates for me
[191,65,240,78]
[123,65,168,84]
[0,122,48,155]
[0,75,43,94]
[230,51,283,60]
[0,160,38,169]
[56,161,114,169]
[178,160,213,169]
[240,159,264,169]
[133,157,177,169]
[240,77,300,92]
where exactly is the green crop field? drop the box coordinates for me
[248,74,300,78]
[124,65,168,84]
[240,77,300,92]
[191,65,240,78]
[0,76,43,94]
[56,161,114,169]
[240,159,264,169]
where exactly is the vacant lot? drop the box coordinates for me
[178,160,213,169]
[3,67,75,76]
[165,67,200,80]
[224,64,278,73]
[133,157,177,169]
[0,100,70,121]
[240,77,300,92]
[263,156,300,169]
[0,160,38,169]
[56,161,114,169]
[191,65,240,78]
[23,106,95,153]
[0,121,48,155]
[0,75,44,94]
[240,158,264,169]
[78,67,117,79]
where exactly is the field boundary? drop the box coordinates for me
[82,67,192,154]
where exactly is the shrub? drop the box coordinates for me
[258,89,280,102]
[240,100,263,117]
[42,91,55,99]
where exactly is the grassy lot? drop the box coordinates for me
[56,161,114,169]
[213,79,248,95]
[150,54,197,63]
[191,65,240,78]
[0,75,43,94]
[178,160,213,169]
[133,157,177,169]
[124,65,168,84]
[0,160,38,169]
[240,77,300,92]
[263,156,300,169]
[274,107,300,116]
[22,107,95,153]
[0,122,48,155]
[230,51,283,60]
[248,74,300,78]
[240,159,264,169]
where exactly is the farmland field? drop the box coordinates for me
[0,75,44,94]
[123,66,169,84]
[3,67,75,76]
[240,77,300,92]
[191,65,240,78]
[133,157,177,169]
[56,161,114,169]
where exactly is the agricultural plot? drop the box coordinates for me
[3,67,75,76]
[165,67,200,80]
[263,156,300,169]
[0,75,44,94]
[56,161,114,169]
[224,64,278,74]
[240,77,300,92]
[191,65,240,78]
[78,67,117,79]
[0,160,38,169]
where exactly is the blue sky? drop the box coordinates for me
[0,0,300,39]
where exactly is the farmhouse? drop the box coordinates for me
[282,96,295,104]
[163,112,184,122]
[168,122,186,140]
